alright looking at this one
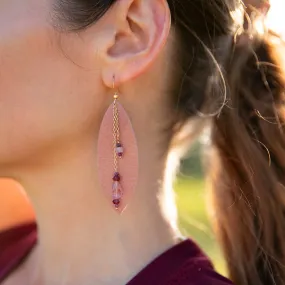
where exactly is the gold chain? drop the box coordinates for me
[113,93,120,172]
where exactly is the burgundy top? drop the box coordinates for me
[0,223,233,285]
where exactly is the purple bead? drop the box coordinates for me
[113,199,120,206]
[113,172,121,181]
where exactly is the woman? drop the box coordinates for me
[0,0,284,284]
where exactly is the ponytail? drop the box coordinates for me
[165,0,285,283]
[210,32,285,285]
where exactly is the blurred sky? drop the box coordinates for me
[267,0,285,38]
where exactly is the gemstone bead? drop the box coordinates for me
[113,172,121,181]
[113,199,120,208]
[113,199,120,205]
[112,192,122,199]
[112,181,123,199]
[116,142,124,157]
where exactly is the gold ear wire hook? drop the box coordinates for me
[113,75,118,99]
[112,75,115,89]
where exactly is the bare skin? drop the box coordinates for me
[0,0,180,285]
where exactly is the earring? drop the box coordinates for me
[97,76,138,213]
[111,80,123,209]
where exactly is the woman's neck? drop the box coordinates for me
[16,140,179,285]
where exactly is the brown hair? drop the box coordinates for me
[55,1,285,284]
[210,34,285,285]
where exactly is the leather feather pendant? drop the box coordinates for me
[97,102,138,213]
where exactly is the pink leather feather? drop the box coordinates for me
[97,102,138,213]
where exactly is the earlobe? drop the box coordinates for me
[101,0,171,88]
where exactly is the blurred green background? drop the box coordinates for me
[175,141,226,275]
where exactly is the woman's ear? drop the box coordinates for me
[99,0,171,87]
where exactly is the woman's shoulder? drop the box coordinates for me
[163,239,233,285]
[163,240,234,285]
[128,239,233,285]
[0,222,37,283]
[167,258,233,285]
